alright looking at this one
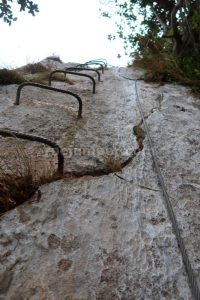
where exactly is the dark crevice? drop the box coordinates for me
[1,88,161,214]
[62,122,147,179]
[0,105,156,215]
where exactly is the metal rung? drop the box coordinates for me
[15,82,82,118]
[76,62,104,74]
[84,61,105,73]
[0,130,64,175]
[86,59,107,67]
[66,67,101,82]
[49,70,96,94]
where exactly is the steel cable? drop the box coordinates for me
[118,71,200,300]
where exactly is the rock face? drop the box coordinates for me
[0,59,199,299]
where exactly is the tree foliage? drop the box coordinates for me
[102,0,200,81]
[0,0,39,25]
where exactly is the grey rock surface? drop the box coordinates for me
[0,59,199,299]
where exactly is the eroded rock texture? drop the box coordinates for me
[0,60,199,299]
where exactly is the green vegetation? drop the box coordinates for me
[103,0,200,92]
[0,0,39,25]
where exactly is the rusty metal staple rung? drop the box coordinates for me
[0,130,64,175]
[66,67,101,82]
[84,62,104,74]
[48,70,96,94]
[77,62,104,74]
[86,59,107,68]
[15,82,82,118]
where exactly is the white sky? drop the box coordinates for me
[0,0,130,68]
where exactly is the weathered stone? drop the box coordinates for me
[0,59,199,299]
[0,270,13,294]
[57,259,73,271]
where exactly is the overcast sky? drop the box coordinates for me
[0,0,129,68]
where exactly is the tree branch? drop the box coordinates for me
[171,0,184,32]
[182,0,199,52]
[149,3,168,35]
[151,0,174,12]
[170,0,185,53]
